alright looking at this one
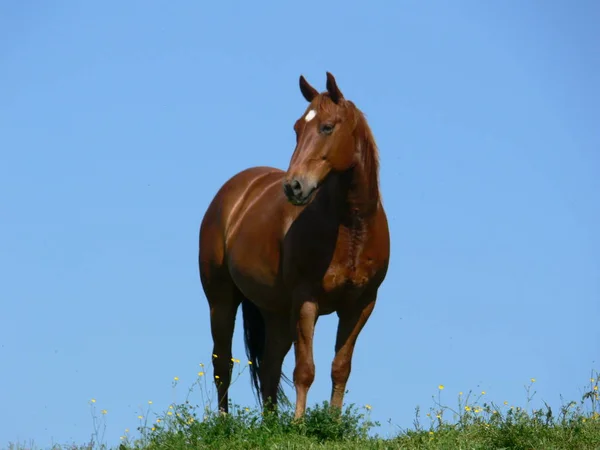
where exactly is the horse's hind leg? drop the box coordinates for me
[201,272,243,413]
[260,311,293,409]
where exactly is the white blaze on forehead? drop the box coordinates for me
[304,109,317,122]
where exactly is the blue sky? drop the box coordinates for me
[1,1,599,447]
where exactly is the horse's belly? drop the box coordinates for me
[230,266,287,312]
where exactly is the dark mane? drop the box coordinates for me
[350,102,381,214]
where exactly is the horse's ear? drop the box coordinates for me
[326,72,344,104]
[299,75,318,102]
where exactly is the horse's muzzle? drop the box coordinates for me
[283,178,316,206]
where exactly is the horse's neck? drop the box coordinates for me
[349,165,380,218]
[347,121,380,218]
[330,165,380,224]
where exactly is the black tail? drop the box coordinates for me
[241,298,292,408]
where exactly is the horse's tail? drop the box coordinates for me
[241,298,292,408]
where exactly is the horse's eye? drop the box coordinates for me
[319,123,335,135]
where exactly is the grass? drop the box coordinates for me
[6,366,600,450]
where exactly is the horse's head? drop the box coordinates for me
[283,72,363,206]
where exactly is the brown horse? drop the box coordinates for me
[198,72,390,418]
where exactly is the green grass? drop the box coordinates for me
[6,370,600,450]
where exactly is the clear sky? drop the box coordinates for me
[1,1,599,447]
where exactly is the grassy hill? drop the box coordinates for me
[7,371,600,450]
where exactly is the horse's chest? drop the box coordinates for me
[322,227,375,294]
[322,262,373,293]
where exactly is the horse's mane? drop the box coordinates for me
[353,103,380,208]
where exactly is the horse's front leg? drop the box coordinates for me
[330,289,377,411]
[292,296,319,418]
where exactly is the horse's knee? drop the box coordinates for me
[331,359,351,385]
[294,361,315,387]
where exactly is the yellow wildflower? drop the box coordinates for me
[169,405,174,409]
[459,392,463,396]
[120,437,124,441]
[215,375,220,379]
[481,391,486,395]
[138,415,143,419]
[429,431,434,435]
[504,401,508,405]
[531,378,536,383]
[248,361,253,365]
[594,386,598,391]
[91,399,96,403]
[152,427,156,431]
[438,385,444,390]
[101,410,107,415]
[173,376,179,381]
[465,406,471,412]
[167,411,173,416]
[213,354,218,358]
[365,404,372,410]
[198,372,205,377]
[125,429,129,433]
[148,401,153,405]
[436,414,441,419]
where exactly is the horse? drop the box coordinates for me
[198,72,390,419]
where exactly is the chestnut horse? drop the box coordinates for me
[198,72,390,418]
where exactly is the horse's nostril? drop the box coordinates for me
[284,179,303,199]
[283,182,293,197]
[291,179,302,193]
